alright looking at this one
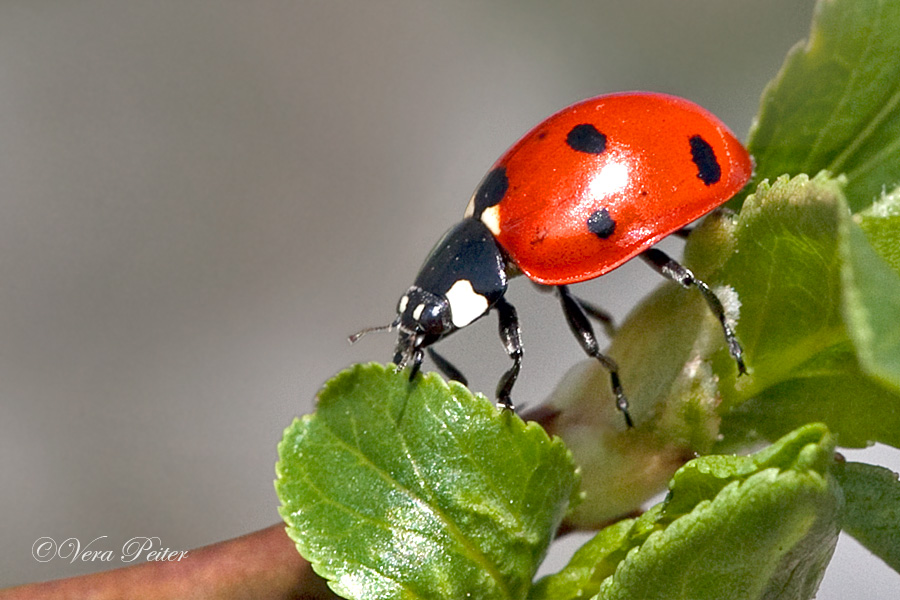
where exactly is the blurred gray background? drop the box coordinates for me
[1,1,897,596]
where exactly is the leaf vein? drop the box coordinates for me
[319,399,515,599]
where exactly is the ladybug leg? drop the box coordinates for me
[640,248,746,375]
[405,348,425,381]
[393,332,426,381]
[494,296,523,411]
[557,285,634,428]
[426,347,469,387]
[673,226,693,239]
[569,293,616,338]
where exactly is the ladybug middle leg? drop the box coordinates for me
[567,293,616,338]
[557,285,634,428]
[640,247,746,375]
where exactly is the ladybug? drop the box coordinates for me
[352,92,752,426]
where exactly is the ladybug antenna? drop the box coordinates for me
[348,317,400,344]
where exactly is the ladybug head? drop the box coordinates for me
[349,287,455,360]
[396,287,452,337]
[387,286,452,370]
[349,218,509,373]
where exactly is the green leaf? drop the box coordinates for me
[532,425,842,600]
[539,354,722,528]
[715,173,900,448]
[720,344,900,449]
[834,461,900,574]
[664,421,835,517]
[743,0,900,211]
[844,196,900,390]
[275,363,579,600]
[546,174,900,529]
[526,519,634,600]
[720,173,847,396]
[540,210,739,528]
[856,187,900,274]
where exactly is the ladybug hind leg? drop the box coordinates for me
[557,285,634,428]
[640,248,746,375]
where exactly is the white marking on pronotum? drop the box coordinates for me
[464,194,476,218]
[445,279,489,328]
[480,205,501,236]
[398,294,409,314]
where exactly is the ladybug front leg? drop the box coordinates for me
[426,347,469,387]
[557,285,634,428]
[392,332,426,381]
[640,247,746,375]
[494,296,523,411]
[406,348,426,381]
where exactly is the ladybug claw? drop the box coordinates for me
[617,399,635,429]
[495,398,516,412]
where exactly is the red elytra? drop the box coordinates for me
[468,92,753,285]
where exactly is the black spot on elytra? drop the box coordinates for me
[471,167,508,217]
[689,135,721,185]
[566,124,607,154]
[587,208,616,239]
